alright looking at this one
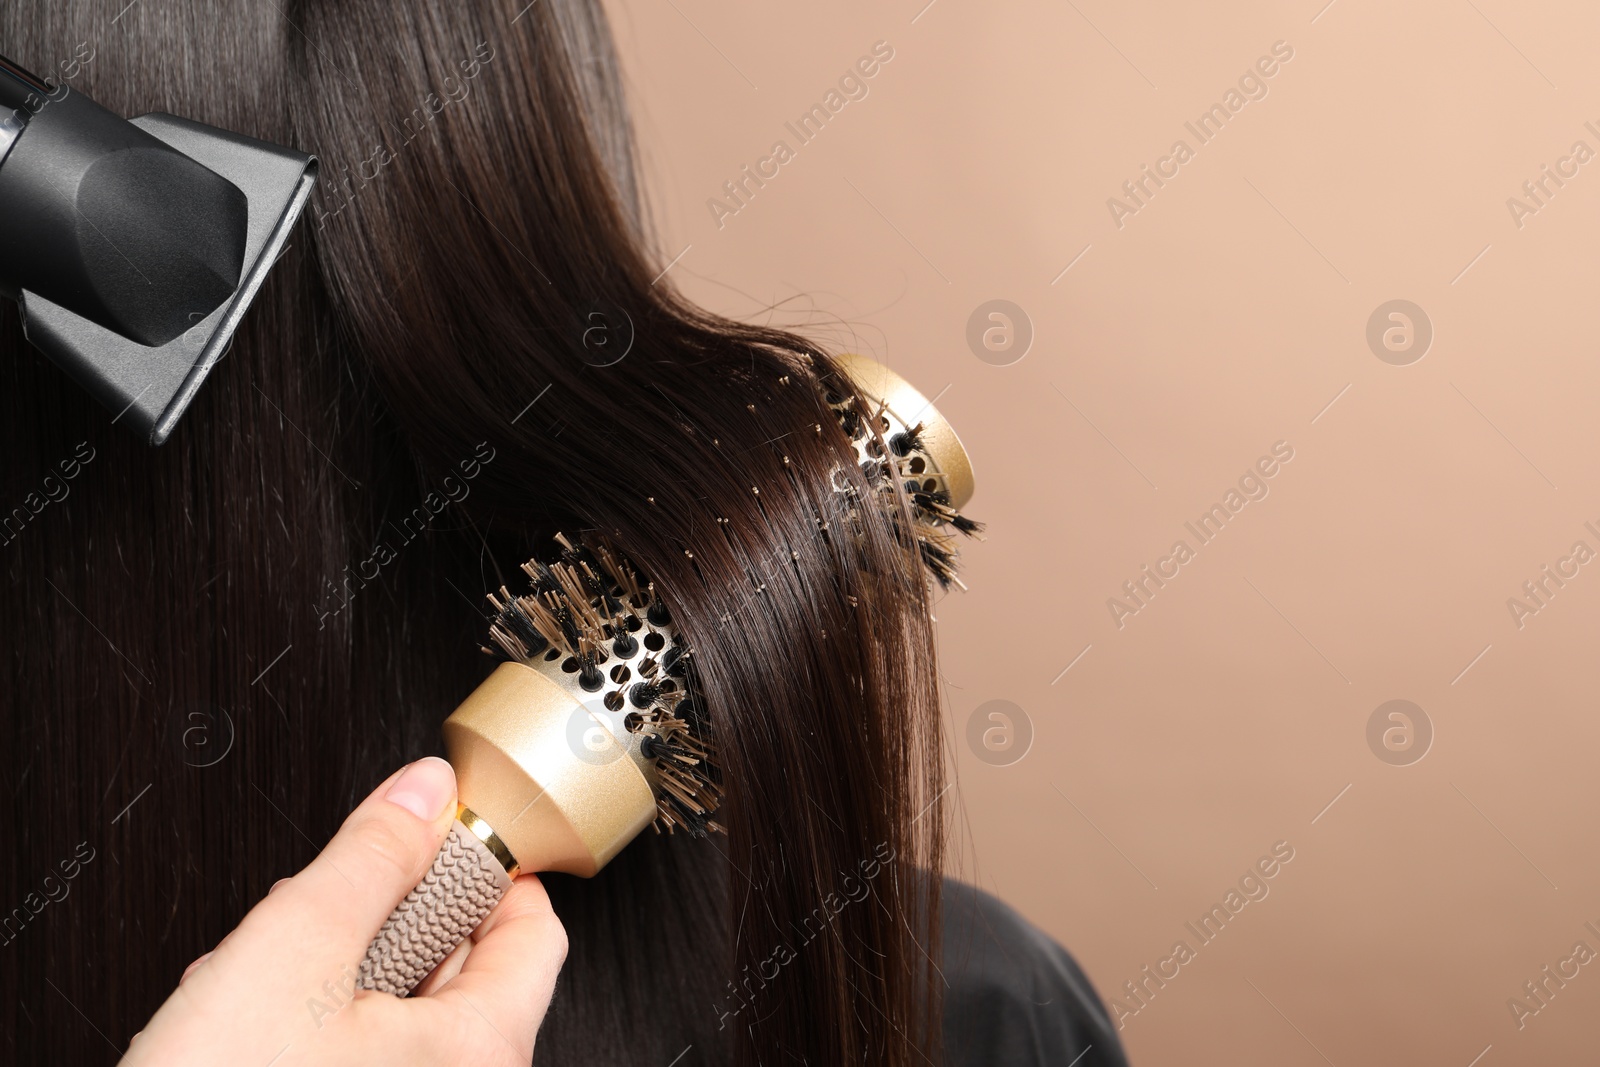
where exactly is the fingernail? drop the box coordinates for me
[384,757,455,821]
[267,878,291,896]
[180,951,213,984]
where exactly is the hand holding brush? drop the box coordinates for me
[120,759,566,1066]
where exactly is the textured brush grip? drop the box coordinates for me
[357,820,515,996]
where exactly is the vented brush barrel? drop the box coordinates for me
[834,353,976,510]
[359,542,707,995]
[357,656,666,996]
[443,662,664,877]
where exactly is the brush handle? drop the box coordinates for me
[356,819,514,996]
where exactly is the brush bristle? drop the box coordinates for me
[826,379,984,590]
[485,535,725,836]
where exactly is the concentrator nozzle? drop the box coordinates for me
[0,53,317,445]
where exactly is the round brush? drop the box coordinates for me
[357,354,980,996]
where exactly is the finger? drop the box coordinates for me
[436,874,567,1049]
[220,759,460,986]
[290,757,459,960]
[411,936,473,998]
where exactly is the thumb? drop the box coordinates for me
[230,758,461,986]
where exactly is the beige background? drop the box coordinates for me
[606,1,1600,1063]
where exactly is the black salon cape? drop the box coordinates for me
[941,879,1129,1066]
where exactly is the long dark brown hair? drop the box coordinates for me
[0,2,951,1064]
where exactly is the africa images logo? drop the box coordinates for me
[1105,40,1295,230]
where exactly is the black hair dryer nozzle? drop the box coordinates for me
[0,53,317,445]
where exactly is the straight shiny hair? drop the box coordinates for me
[0,2,949,1065]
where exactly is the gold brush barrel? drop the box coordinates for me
[834,352,975,510]
[445,660,663,878]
